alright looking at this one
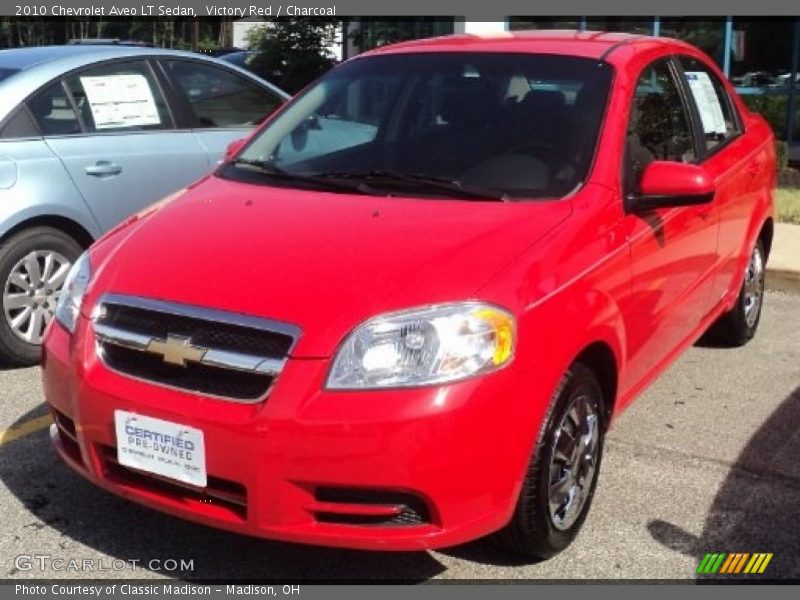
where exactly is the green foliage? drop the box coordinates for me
[352,19,455,52]
[776,188,800,224]
[0,17,228,50]
[741,94,788,138]
[246,19,337,93]
[776,141,789,171]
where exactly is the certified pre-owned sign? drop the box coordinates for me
[114,411,207,487]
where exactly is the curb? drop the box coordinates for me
[766,267,800,294]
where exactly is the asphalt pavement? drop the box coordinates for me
[1,291,798,581]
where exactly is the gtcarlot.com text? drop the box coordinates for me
[14,554,194,573]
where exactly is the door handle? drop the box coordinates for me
[85,161,122,177]
[746,161,761,177]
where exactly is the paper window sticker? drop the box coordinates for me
[684,71,727,136]
[80,74,162,130]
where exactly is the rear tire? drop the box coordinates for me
[492,363,606,559]
[0,227,83,366]
[706,239,766,347]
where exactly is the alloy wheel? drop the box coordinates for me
[2,250,72,344]
[743,244,765,328]
[547,391,601,531]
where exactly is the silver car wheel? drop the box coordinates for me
[743,244,765,329]
[2,250,72,344]
[547,392,600,531]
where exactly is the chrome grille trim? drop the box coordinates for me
[94,322,151,352]
[94,293,301,346]
[95,323,287,377]
[92,294,300,402]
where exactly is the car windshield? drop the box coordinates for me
[0,68,19,83]
[220,53,612,200]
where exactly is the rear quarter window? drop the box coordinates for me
[0,106,39,139]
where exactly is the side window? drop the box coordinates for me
[0,106,40,139]
[679,56,740,153]
[27,82,81,136]
[64,60,171,133]
[165,60,283,128]
[625,59,696,192]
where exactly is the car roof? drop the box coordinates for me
[0,45,288,120]
[358,30,695,61]
[0,44,202,71]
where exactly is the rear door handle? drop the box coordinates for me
[746,161,761,177]
[85,161,122,178]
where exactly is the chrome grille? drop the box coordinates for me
[93,294,300,402]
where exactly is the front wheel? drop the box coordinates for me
[493,363,606,559]
[0,227,83,366]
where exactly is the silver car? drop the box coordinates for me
[0,45,288,364]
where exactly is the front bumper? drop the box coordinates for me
[42,317,544,551]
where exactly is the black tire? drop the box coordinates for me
[705,239,766,348]
[492,363,606,559]
[0,227,83,366]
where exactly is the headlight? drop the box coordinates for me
[54,252,92,334]
[327,302,516,389]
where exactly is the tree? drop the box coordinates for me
[246,19,339,93]
[0,17,224,50]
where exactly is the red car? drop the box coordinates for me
[43,31,774,558]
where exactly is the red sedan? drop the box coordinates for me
[42,31,774,558]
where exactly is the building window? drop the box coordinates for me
[585,18,653,35]
[508,18,582,31]
[658,18,728,68]
[729,20,795,86]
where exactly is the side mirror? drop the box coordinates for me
[625,161,715,213]
[225,138,247,160]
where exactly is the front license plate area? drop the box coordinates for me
[114,410,207,488]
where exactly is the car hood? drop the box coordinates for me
[88,176,571,357]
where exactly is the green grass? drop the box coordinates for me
[776,188,800,225]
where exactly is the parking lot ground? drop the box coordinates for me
[1,291,798,581]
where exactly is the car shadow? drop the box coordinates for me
[647,385,800,580]
[0,404,447,581]
[0,360,26,372]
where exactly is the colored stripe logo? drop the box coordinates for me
[697,552,773,574]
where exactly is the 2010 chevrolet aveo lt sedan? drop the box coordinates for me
[43,31,775,559]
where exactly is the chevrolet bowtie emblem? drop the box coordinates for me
[146,335,207,367]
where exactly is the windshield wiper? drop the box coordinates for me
[318,169,509,201]
[229,158,383,196]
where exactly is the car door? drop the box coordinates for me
[676,55,766,306]
[29,59,210,232]
[621,57,720,389]
[0,103,101,239]
[160,59,286,166]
